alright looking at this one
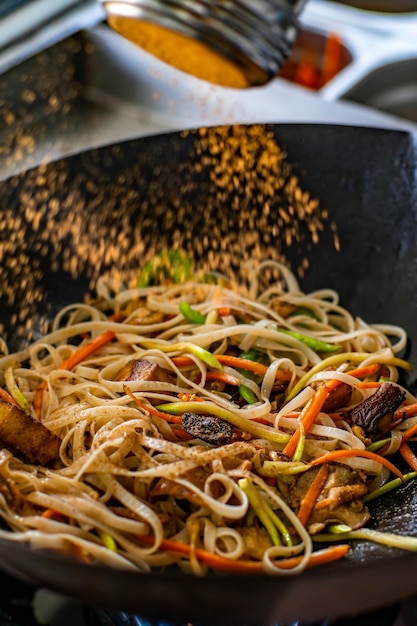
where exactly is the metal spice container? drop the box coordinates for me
[0,0,307,88]
[104,0,308,87]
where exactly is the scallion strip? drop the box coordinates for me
[99,530,118,552]
[292,423,305,462]
[238,478,281,546]
[142,341,222,370]
[364,471,417,502]
[286,352,412,402]
[314,527,417,551]
[4,365,30,414]
[255,458,311,476]
[279,329,340,353]
[239,384,258,405]
[179,302,206,325]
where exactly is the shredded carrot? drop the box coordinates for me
[282,385,330,457]
[395,403,417,423]
[170,428,194,441]
[0,387,20,408]
[401,420,417,443]
[218,355,291,381]
[136,535,350,573]
[33,326,120,418]
[57,330,116,372]
[33,382,47,418]
[124,385,183,424]
[171,356,196,368]
[310,448,404,480]
[172,354,291,382]
[297,464,329,527]
[399,442,417,472]
[249,416,275,425]
[41,508,65,520]
[326,363,380,392]
[205,371,241,386]
[356,382,383,389]
[218,307,231,316]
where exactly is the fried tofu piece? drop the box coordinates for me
[114,359,173,384]
[0,401,60,465]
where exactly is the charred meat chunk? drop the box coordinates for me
[114,359,172,384]
[348,382,405,434]
[0,401,60,464]
[286,464,369,534]
[181,412,233,446]
[322,382,352,413]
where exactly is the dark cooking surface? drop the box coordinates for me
[0,567,413,626]
[0,124,416,625]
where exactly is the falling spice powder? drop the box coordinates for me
[0,124,334,346]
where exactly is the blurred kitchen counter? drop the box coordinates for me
[1,8,416,181]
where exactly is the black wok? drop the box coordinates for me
[0,123,417,625]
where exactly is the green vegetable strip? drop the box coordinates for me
[263,504,293,547]
[142,341,222,370]
[155,401,290,445]
[99,530,118,552]
[364,472,417,502]
[4,365,30,414]
[279,329,340,353]
[238,478,281,546]
[179,302,206,325]
[286,352,412,402]
[239,349,269,365]
[314,527,417,551]
[327,524,352,534]
[293,306,319,320]
[366,437,391,452]
[239,384,258,405]
[138,250,193,287]
[255,458,311,476]
[292,423,305,462]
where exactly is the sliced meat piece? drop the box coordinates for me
[240,526,273,560]
[0,401,60,465]
[128,306,165,325]
[181,412,234,446]
[322,382,352,413]
[114,359,172,384]
[269,298,297,319]
[149,466,223,507]
[288,464,369,534]
[348,382,406,434]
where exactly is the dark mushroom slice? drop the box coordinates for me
[0,401,61,465]
[181,412,234,446]
[348,382,406,434]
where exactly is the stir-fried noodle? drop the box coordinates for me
[0,260,416,575]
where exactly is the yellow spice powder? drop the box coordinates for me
[108,16,250,88]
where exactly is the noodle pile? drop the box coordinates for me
[0,260,415,575]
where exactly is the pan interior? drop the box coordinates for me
[0,123,416,623]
